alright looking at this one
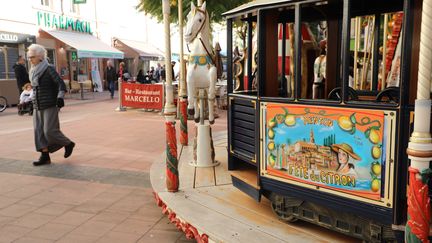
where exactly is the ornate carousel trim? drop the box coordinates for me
[153,192,209,243]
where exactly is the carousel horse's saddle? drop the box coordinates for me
[189,55,213,66]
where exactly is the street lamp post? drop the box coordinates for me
[405,1,432,242]
[162,0,179,192]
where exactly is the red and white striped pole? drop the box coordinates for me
[162,0,179,192]
[178,0,188,146]
[405,1,432,242]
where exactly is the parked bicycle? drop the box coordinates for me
[0,96,8,112]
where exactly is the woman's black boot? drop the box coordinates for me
[64,142,75,158]
[33,152,51,166]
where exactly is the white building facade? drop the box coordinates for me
[0,0,161,104]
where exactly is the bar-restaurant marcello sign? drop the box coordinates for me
[37,11,92,34]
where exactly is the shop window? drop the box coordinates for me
[0,46,18,80]
[125,58,133,75]
[77,59,88,78]
[7,47,18,79]
[70,1,79,14]
[68,51,87,81]
[0,50,5,79]
[40,0,50,6]
[46,49,56,66]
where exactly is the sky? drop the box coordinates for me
[96,0,227,57]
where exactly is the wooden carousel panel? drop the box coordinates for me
[232,127,255,138]
[233,105,255,115]
[231,169,259,189]
[152,130,360,242]
[230,96,257,163]
[233,112,255,122]
[232,139,255,153]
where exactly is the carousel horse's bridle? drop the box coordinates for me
[187,6,215,66]
[188,6,207,43]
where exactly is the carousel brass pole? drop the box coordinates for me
[382,14,389,90]
[354,17,360,89]
[162,0,179,192]
[361,16,373,90]
[405,0,432,241]
[178,0,188,146]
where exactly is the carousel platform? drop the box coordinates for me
[150,131,360,242]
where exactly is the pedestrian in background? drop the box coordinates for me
[160,65,166,81]
[105,60,116,99]
[118,62,130,82]
[136,69,146,83]
[18,83,34,115]
[171,61,176,81]
[13,56,30,94]
[19,83,33,104]
[27,44,75,166]
[153,63,161,82]
[148,66,155,82]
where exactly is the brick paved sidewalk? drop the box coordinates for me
[0,170,195,243]
[0,96,227,242]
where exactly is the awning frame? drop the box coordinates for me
[43,30,124,59]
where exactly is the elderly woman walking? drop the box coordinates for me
[28,44,75,166]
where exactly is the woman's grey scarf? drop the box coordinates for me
[29,59,49,87]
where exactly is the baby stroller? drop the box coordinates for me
[18,101,33,116]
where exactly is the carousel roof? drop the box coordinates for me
[223,0,296,18]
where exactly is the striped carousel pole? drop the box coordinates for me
[405,0,432,242]
[163,0,179,192]
[178,0,188,146]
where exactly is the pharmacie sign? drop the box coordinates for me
[37,11,92,34]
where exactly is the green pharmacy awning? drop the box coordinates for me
[44,30,124,59]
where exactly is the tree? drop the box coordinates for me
[136,0,251,24]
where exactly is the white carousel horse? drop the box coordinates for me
[185,2,217,124]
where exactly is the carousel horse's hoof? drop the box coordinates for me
[188,108,195,116]
[194,117,200,123]
[209,119,215,125]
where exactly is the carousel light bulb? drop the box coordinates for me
[388,21,394,28]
